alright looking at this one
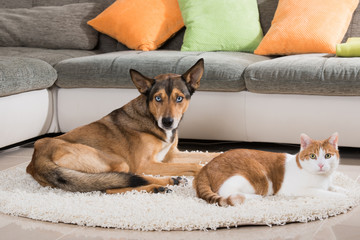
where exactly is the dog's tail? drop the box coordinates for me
[193,169,244,207]
[26,155,148,193]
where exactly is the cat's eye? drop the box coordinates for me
[155,96,162,102]
[325,153,332,159]
[309,153,317,159]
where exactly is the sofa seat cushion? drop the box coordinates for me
[0,56,57,97]
[244,54,360,96]
[55,51,269,92]
[0,47,98,66]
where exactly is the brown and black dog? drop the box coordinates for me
[26,59,220,194]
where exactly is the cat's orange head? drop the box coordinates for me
[297,133,339,175]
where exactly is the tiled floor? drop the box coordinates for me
[0,141,359,240]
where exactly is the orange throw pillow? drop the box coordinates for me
[254,0,359,55]
[87,0,184,51]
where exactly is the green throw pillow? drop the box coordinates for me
[336,38,360,57]
[178,0,263,52]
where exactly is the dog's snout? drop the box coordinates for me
[162,117,174,128]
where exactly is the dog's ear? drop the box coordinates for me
[182,58,204,93]
[130,69,155,94]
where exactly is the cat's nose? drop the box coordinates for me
[318,163,324,170]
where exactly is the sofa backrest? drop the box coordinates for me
[344,1,360,41]
[1,0,114,8]
[257,0,278,35]
[1,0,359,51]
[1,0,118,52]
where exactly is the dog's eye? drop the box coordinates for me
[176,96,183,103]
[155,96,162,102]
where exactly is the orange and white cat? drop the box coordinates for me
[194,133,347,206]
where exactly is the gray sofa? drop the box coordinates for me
[1,0,360,149]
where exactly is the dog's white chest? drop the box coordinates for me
[156,130,173,162]
[156,142,172,162]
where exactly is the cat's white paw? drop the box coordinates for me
[331,192,347,199]
[245,193,263,200]
[302,189,348,199]
[227,193,246,206]
[329,185,348,195]
[319,191,347,199]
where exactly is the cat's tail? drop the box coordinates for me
[194,170,243,207]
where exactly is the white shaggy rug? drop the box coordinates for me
[0,163,359,231]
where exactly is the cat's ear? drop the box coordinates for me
[300,133,312,150]
[328,132,339,150]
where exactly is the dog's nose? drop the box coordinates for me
[162,117,174,128]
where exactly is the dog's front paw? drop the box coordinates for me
[171,176,188,186]
[153,186,172,194]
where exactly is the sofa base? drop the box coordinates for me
[0,89,54,148]
[57,88,360,148]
